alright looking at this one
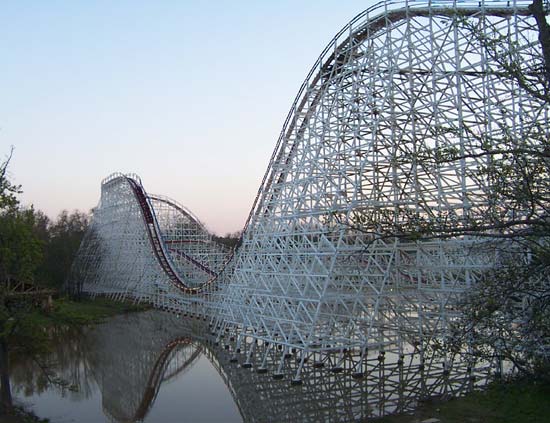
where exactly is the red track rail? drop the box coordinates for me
[131,339,200,422]
[168,249,217,277]
[125,177,217,293]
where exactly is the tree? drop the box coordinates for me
[0,148,20,213]
[0,150,92,416]
[213,231,242,249]
[530,0,550,84]
[0,209,43,291]
[340,1,550,379]
[0,149,45,414]
[37,210,89,290]
[427,2,549,379]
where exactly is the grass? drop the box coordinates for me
[376,378,550,423]
[48,297,149,325]
[15,297,149,330]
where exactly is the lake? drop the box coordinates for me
[11,311,492,422]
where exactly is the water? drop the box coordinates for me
[11,311,492,422]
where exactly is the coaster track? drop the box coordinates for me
[126,176,219,293]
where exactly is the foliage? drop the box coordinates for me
[213,231,242,249]
[0,208,89,292]
[377,377,550,423]
[344,10,549,244]
[48,297,149,325]
[0,149,93,416]
[0,148,42,290]
[0,148,21,214]
[0,209,43,289]
[35,210,89,290]
[342,2,550,379]
[2,405,50,423]
[450,260,550,380]
[444,4,549,381]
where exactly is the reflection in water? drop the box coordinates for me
[12,312,492,422]
[10,325,97,401]
[85,314,204,422]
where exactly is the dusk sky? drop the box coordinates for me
[1,0,377,235]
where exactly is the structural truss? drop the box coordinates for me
[69,0,549,366]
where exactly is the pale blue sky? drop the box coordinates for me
[1,0,376,234]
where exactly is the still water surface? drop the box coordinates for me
[11,311,490,422]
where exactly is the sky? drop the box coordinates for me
[1,0,378,235]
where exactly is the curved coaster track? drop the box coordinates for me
[68,0,549,372]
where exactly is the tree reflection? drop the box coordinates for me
[10,324,96,400]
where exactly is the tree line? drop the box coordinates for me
[0,148,89,416]
[340,0,550,381]
[0,151,88,293]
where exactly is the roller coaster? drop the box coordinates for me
[68,0,549,379]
